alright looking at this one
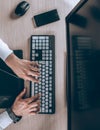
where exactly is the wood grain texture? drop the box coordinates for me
[0,0,79,130]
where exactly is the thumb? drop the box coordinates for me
[16,88,27,100]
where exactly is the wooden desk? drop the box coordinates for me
[0,0,79,130]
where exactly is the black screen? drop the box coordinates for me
[34,9,60,27]
[66,0,100,130]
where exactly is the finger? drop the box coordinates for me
[29,107,40,114]
[32,94,41,102]
[30,66,40,72]
[16,88,26,100]
[27,70,40,77]
[33,107,40,114]
[30,61,39,68]
[30,106,40,113]
[26,76,39,82]
[30,107,38,112]
[29,112,37,116]
[27,94,40,104]
[29,100,41,109]
[36,107,40,113]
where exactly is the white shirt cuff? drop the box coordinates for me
[0,111,13,129]
[0,39,13,61]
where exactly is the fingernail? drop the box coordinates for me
[37,100,41,103]
[37,80,40,83]
[36,111,40,114]
[24,88,26,91]
[38,93,41,97]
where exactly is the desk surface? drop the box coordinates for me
[0,0,79,130]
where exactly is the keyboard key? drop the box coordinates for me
[46,40,49,43]
[49,87,52,91]
[46,36,49,40]
[49,104,52,107]
[32,36,38,40]
[49,109,52,113]
[39,36,45,39]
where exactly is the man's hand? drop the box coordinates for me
[11,88,40,116]
[5,53,40,82]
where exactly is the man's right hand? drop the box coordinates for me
[11,88,40,117]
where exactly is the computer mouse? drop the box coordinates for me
[15,1,30,16]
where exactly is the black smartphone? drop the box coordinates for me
[33,9,60,27]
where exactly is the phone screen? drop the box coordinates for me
[33,9,60,27]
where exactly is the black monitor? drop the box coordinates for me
[66,0,100,130]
